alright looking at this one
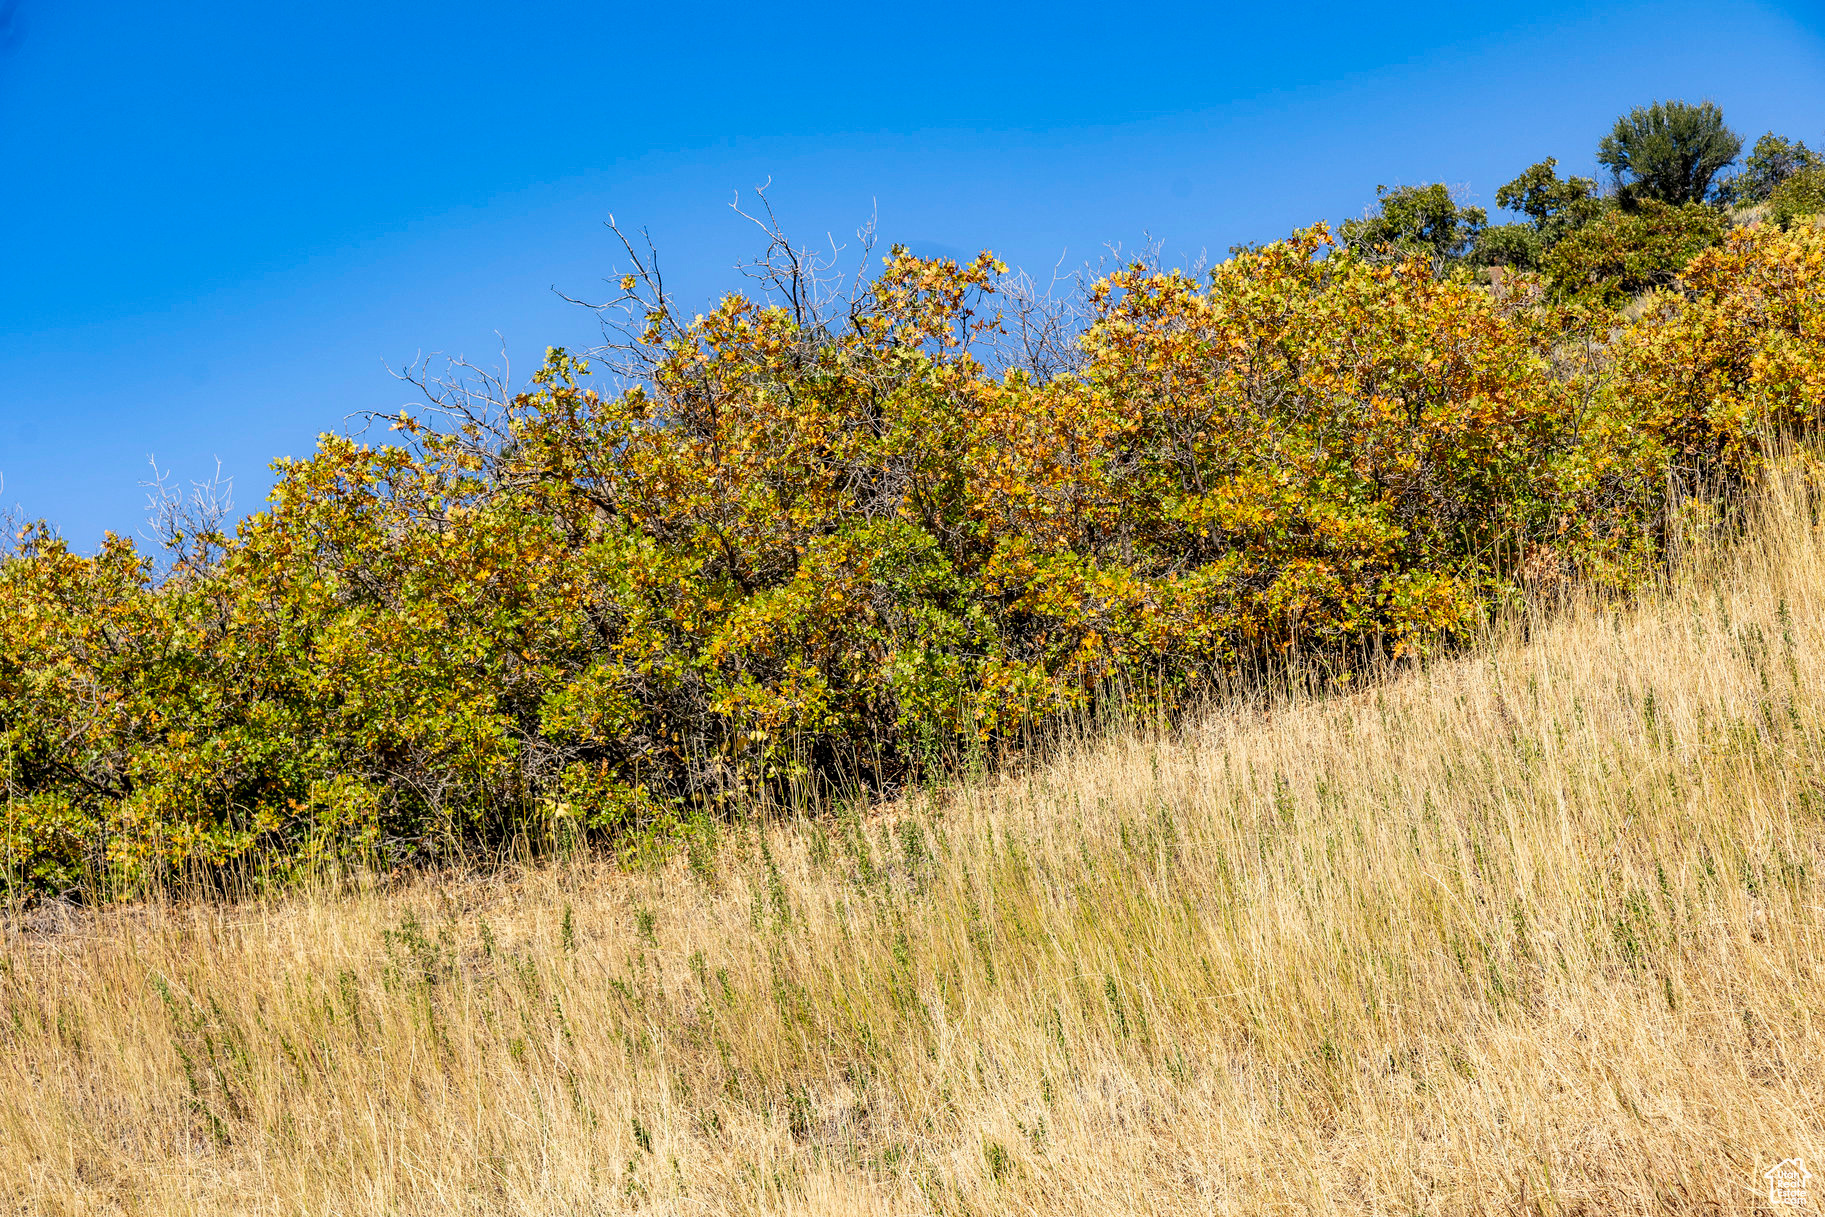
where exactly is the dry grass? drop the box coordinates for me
[7,466,1825,1216]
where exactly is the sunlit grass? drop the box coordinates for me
[5,461,1825,1214]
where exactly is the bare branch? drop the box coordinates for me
[140,455,234,578]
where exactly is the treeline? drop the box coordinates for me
[1338,102,1824,302]
[3,104,1823,898]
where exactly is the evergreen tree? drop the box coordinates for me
[1597,100,1742,206]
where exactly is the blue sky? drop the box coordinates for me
[3,0,1824,548]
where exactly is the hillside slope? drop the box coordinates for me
[6,463,1825,1215]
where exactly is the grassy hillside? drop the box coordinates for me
[6,459,1825,1215]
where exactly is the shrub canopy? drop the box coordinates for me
[1543,201,1726,306]
[5,219,1823,898]
[1340,184,1487,269]
[1723,132,1821,206]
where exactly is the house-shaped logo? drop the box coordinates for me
[1767,1158,1811,1207]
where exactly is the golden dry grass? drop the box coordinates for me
[7,464,1825,1215]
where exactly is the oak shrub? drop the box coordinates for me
[4,221,1820,897]
[1543,200,1726,306]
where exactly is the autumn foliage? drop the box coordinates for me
[4,219,1823,897]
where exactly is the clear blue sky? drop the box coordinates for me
[3,0,1823,548]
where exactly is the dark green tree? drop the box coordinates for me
[1494,158,1606,240]
[1597,100,1742,206]
[1477,158,1607,269]
[1720,132,1822,205]
[1340,183,1487,270]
